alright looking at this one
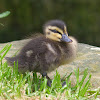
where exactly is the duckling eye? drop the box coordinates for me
[49,29,62,35]
[52,30,58,33]
[49,29,57,33]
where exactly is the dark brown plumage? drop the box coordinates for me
[6,20,78,86]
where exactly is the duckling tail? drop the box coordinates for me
[5,56,29,73]
[5,57,18,66]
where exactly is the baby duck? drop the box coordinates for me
[6,20,77,86]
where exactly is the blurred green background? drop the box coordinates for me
[0,0,100,46]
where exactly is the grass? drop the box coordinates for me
[0,44,100,100]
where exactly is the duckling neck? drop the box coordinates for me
[44,36,77,67]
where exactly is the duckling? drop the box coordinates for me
[6,20,78,86]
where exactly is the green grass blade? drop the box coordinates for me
[95,87,100,98]
[40,77,47,92]
[74,68,79,86]
[79,69,88,88]
[1,44,12,59]
[0,44,9,54]
[79,74,91,97]
[50,70,62,93]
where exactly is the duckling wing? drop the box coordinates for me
[45,50,57,64]
[38,43,61,73]
[36,50,58,73]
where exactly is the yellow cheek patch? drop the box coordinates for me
[53,33,62,38]
[46,32,62,41]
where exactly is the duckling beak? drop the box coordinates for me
[61,33,72,42]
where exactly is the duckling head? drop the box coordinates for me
[44,20,72,42]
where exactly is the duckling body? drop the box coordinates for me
[6,20,77,86]
[6,35,77,74]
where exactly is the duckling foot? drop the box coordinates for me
[62,81,66,87]
[47,80,52,87]
[42,72,52,87]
